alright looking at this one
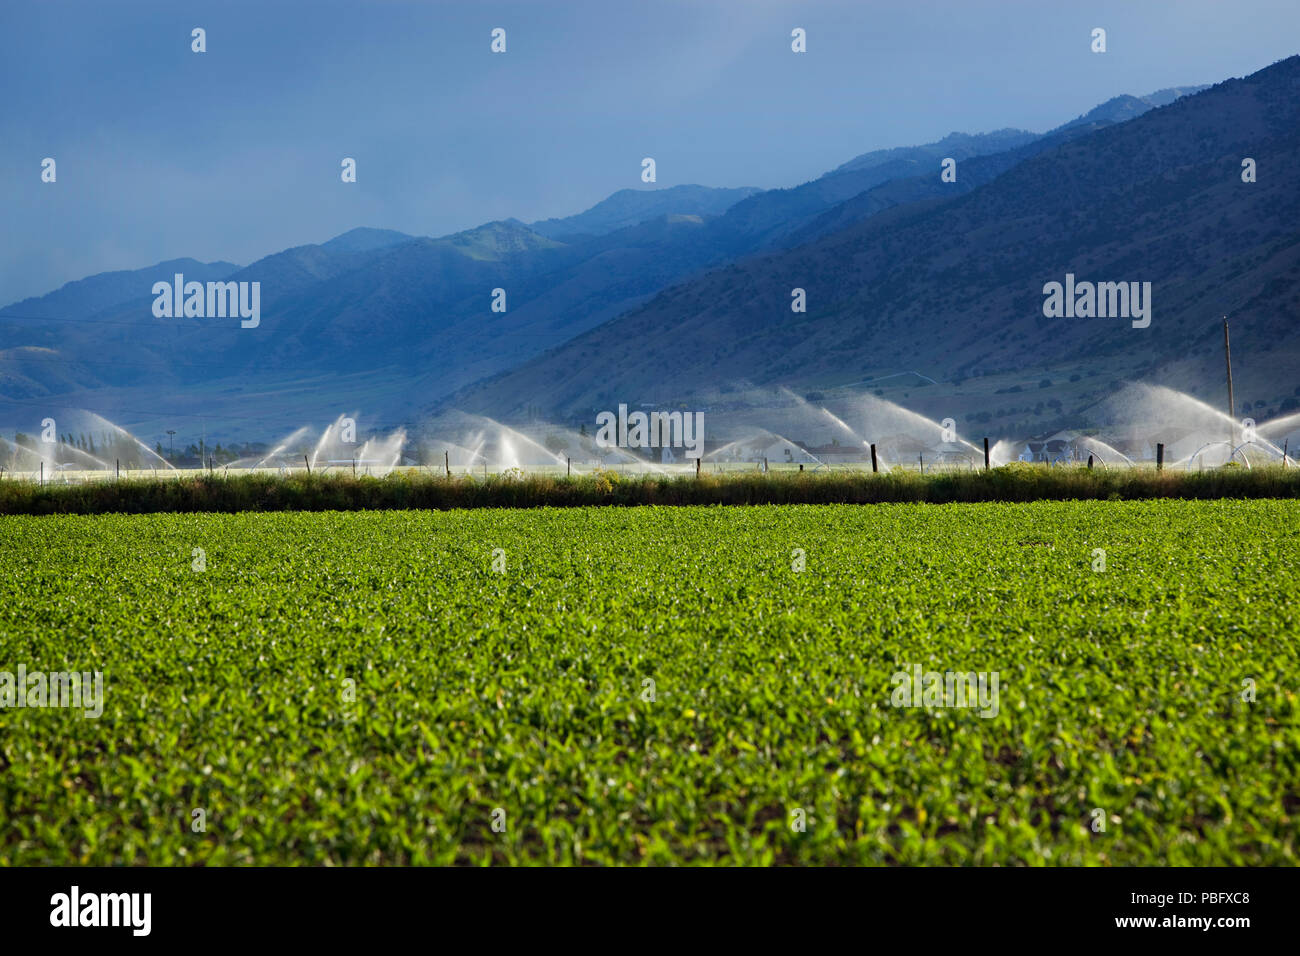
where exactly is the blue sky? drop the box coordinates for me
[1,0,1296,302]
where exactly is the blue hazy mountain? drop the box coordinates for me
[445,60,1298,437]
[320,227,417,254]
[0,82,1222,439]
[0,258,240,323]
[529,185,762,239]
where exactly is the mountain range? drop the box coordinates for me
[4,59,1295,446]
[446,64,1299,435]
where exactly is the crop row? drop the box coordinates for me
[0,499,1296,864]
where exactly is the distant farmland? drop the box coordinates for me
[0,500,1296,864]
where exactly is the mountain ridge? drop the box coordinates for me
[0,76,1236,440]
[440,59,1300,435]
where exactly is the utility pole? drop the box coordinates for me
[1223,317,1235,446]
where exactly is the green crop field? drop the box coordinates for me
[1,499,1297,865]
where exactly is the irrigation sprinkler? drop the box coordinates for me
[870,443,878,473]
[1284,439,1290,468]
[695,457,701,478]
[40,461,43,487]
[983,437,990,470]
[1232,442,1262,468]
[567,457,571,477]
[1087,454,1094,470]
[919,453,924,475]
[303,455,311,475]
[445,450,450,477]
[1156,443,1165,471]
[116,459,120,479]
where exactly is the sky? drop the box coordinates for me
[1,0,1297,303]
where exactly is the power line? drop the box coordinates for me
[0,329,570,377]
[0,311,198,331]
[0,396,422,430]
[0,349,409,376]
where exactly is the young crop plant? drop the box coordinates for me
[0,499,1296,865]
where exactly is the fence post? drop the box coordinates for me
[870,443,878,473]
[983,437,990,470]
[1156,443,1165,471]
